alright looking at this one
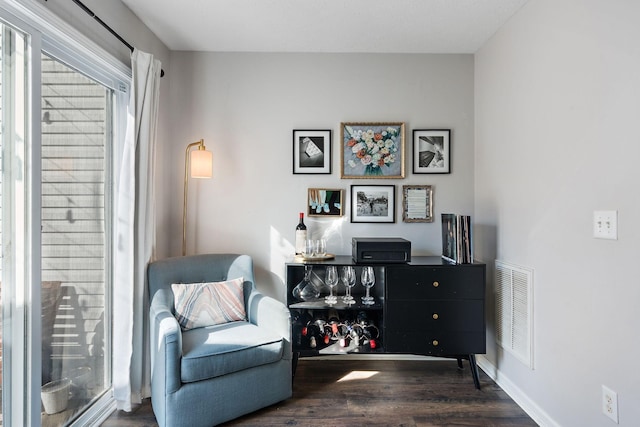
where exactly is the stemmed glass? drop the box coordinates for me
[341,266,356,305]
[361,266,375,305]
[324,265,339,304]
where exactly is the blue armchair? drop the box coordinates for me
[148,254,292,427]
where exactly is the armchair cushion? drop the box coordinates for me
[171,277,246,330]
[180,321,284,383]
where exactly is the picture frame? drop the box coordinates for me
[307,188,344,217]
[402,185,433,223]
[340,122,405,179]
[350,185,396,223]
[293,129,332,174]
[413,129,450,174]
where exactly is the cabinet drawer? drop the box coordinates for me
[386,300,484,332]
[386,265,485,299]
[385,330,486,355]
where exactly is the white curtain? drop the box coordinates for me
[113,49,161,411]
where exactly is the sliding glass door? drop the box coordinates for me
[40,53,112,427]
[0,6,128,425]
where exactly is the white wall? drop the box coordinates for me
[475,0,640,425]
[167,52,474,298]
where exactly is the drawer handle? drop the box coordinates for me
[432,313,439,320]
[433,281,439,288]
[432,340,439,346]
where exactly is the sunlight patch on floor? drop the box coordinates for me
[337,370,379,382]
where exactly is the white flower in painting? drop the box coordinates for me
[348,159,356,168]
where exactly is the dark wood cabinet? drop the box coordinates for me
[285,256,486,388]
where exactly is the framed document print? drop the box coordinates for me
[402,185,433,223]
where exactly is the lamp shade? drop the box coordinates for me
[191,149,212,178]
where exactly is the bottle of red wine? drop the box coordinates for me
[295,212,307,255]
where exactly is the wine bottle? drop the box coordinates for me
[295,212,307,255]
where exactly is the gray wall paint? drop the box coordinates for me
[475,0,640,425]
[167,52,475,299]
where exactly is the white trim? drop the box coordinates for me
[3,0,131,82]
[477,355,560,427]
[69,389,117,427]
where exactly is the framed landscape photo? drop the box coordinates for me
[402,185,433,223]
[340,122,405,179]
[293,129,332,174]
[413,129,450,174]
[350,185,395,223]
[307,188,344,217]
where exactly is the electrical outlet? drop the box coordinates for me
[602,385,619,423]
[594,210,618,240]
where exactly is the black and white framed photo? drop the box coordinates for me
[350,185,395,223]
[413,129,450,174]
[293,129,332,174]
[402,185,433,223]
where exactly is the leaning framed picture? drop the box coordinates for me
[293,129,332,174]
[350,185,396,223]
[340,122,405,179]
[413,129,450,174]
[402,185,433,223]
[307,188,344,217]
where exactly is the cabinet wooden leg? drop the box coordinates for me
[457,358,463,369]
[468,354,481,390]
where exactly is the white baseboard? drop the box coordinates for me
[476,355,560,427]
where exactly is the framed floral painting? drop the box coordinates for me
[340,122,405,179]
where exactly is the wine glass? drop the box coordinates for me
[315,239,327,257]
[302,239,316,258]
[341,266,356,304]
[324,266,338,304]
[361,266,375,305]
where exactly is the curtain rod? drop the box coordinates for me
[60,0,165,77]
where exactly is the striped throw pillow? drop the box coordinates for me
[171,277,246,330]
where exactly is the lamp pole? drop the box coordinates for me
[182,139,212,256]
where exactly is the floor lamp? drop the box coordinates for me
[182,139,212,256]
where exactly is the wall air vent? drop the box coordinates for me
[495,260,533,369]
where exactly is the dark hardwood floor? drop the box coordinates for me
[102,358,538,427]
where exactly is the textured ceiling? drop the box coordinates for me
[122,0,529,53]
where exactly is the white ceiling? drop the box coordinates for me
[121,0,529,53]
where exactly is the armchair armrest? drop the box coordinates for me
[150,301,183,394]
[247,291,292,360]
